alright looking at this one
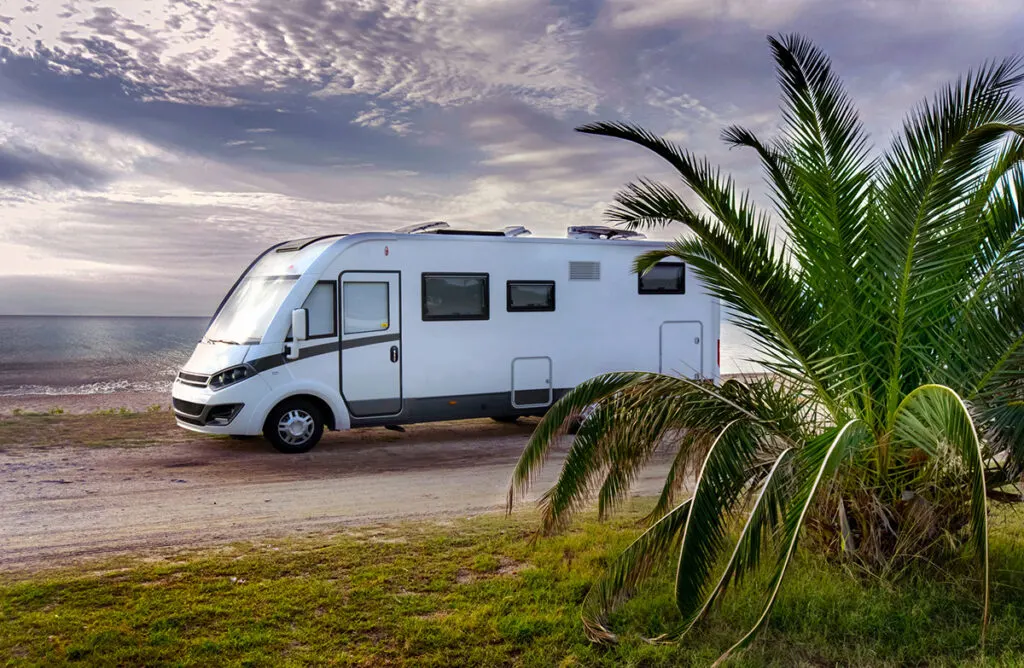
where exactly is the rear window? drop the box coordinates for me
[638,262,685,294]
[507,281,555,312]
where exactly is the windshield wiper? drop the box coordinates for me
[204,338,241,345]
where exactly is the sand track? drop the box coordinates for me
[1,417,673,573]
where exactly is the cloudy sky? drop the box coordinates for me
[1,0,1022,318]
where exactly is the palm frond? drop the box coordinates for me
[869,56,1024,416]
[581,499,693,643]
[507,372,649,513]
[714,419,869,666]
[675,447,797,638]
[891,384,989,642]
[674,420,762,620]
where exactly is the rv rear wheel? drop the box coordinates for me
[264,399,324,454]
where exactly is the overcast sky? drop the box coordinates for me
[1,0,1022,318]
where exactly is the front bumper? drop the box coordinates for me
[171,397,244,427]
[171,375,268,435]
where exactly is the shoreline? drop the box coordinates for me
[0,372,768,417]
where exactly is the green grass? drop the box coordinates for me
[0,410,179,450]
[2,504,1024,666]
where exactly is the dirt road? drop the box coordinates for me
[1,417,674,572]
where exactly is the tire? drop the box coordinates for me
[263,398,324,454]
[491,415,519,424]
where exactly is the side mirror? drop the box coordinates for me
[286,309,308,360]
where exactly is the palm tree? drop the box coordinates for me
[507,34,1024,663]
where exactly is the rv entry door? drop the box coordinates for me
[340,271,402,417]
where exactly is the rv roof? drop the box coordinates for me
[426,229,507,236]
[275,234,346,252]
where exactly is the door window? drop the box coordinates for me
[343,282,390,334]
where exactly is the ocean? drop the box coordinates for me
[0,315,759,397]
[0,316,209,397]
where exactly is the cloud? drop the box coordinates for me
[1,0,601,132]
[1,0,1023,321]
[0,144,108,189]
[599,0,1023,31]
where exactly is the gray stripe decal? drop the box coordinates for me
[299,341,339,358]
[341,332,401,350]
[348,389,573,427]
[347,398,403,417]
[249,341,338,372]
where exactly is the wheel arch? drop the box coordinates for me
[254,385,349,433]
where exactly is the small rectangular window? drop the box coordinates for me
[507,281,555,312]
[343,282,390,334]
[639,262,685,294]
[422,273,489,321]
[303,281,337,337]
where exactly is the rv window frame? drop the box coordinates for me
[342,280,391,335]
[286,280,338,341]
[306,280,338,339]
[421,272,490,321]
[638,262,686,295]
[506,280,556,312]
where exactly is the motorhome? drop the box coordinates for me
[171,223,721,453]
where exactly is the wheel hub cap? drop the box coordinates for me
[278,409,314,445]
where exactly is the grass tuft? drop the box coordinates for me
[2,504,1024,666]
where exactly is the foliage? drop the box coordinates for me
[508,33,1024,662]
[5,506,1024,666]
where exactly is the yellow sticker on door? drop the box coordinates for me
[381,322,388,329]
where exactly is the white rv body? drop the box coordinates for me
[171,226,721,451]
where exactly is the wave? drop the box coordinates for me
[0,379,174,397]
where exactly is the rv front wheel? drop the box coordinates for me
[264,399,324,454]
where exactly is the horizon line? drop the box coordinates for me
[0,314,208,319]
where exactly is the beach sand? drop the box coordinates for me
[0,391,171,416]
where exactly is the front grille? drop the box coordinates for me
[172,398,205,416]
[177,371,209,387]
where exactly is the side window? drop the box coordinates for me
[343,282,390,334]
[638,262,685,294]
[422,273,489,321]
[303,281,337,337]
[507,281,555,312]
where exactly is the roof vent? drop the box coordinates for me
[395,221,450,234]
[502,225,531,237]
[567,225,646,240]
[569,261,601,280]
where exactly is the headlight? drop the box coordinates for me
[209,365,254,390]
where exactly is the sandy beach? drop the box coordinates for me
[0,391,173,416]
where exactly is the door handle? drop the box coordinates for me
[390,346,399,363]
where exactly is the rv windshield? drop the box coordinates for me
[204,276,297,345]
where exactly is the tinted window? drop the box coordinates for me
[422,274,489,320]
[638,263,685,294]
[303,281,337,337]
[343,282,389,334]
[507,281,555,312]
